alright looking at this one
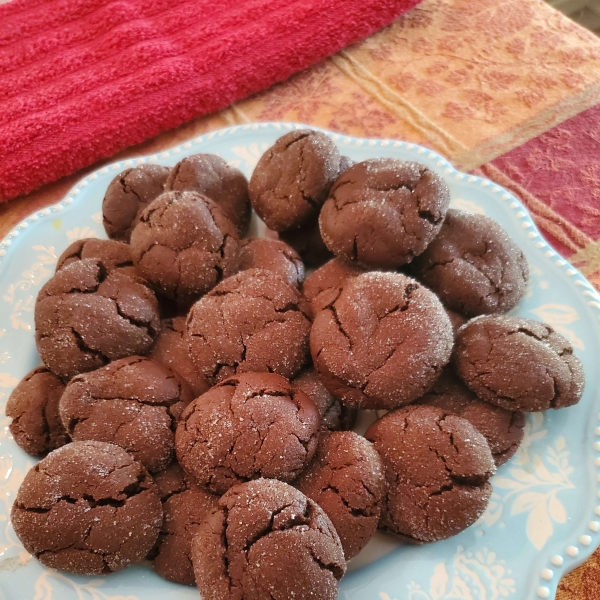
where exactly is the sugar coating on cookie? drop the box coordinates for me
[410,209,529,316]
[415,368,525,466]
[59,356,193,472]
[56,238,137,277]
[310,272,454,410]
[6,367,68,457]
[103,164,170,242]
[319,159,450,268]
[186,269,311,385]
[295,431,385,559]
[11,441,162,575]
[175,372,320,494]
[291,368,357,432]
[166,153,251,236]
[238,238,305,287]
[454,315,585,411]
[149,316,210,398]
[130,190,240,308]
[150,463,219,585]
[35,259,160,380]
[365,405,495,543]
[249,129,341,231]
[191,479,346,600]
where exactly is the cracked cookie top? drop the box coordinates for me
[6,367,68,457]
[149,316,211,398]
[238,238,305,288]
[59,356,193,473]
[186,268,311,384]
[34,258,160,380]
[410,209,529,317]
[319,158,450,268]
[150,463,219,585]
[291,368,357,432]
[453,315,585,411]
[365,405,495,543]
[415,368,525,466]
[56,238,138,278]
[295,431,385,559]
[249,129,341,232]
[191,478,346,600]
[102,164,170,242]
[165,153,251,236]
[175,372,321,495]
[130,190,240,309]
[11,440,162,575]
[310,272,454,410]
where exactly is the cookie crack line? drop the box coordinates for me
[319,484,371,517]
[308,547,345,580]
[71,328,110,365]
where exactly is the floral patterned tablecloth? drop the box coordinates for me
[1,0,599,596]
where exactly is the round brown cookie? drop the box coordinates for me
[165,154,251,236]
[291,369,357,432]
[6,367,68,457]
[365,405,495,543]
[186,269,311,385]
[319,159,450,268]
[302,257,366,317]
[446,307,468,333]
[103,164,170,242]
[35,258,160,380]
[279,214,334,268]
[410,209,529,316]
[149,316,210,398]
[11,440,162,575]
[175,373,320,495]
[150,463,219,585]
[454,315,585,411]
[295,431,385,559]
[249,129,341,231]
[238,238,305,287]
[415,368,525,466]
[56,238,137,278]
[310,272,454,410]
[59,356,193,473]
[191,478,346,600]
[130,191,240,309]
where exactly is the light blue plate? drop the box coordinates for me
[0,123,599,600]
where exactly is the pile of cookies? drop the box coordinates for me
[7,129,585,599]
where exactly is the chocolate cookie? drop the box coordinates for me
[454,315,585,411]
[149,316,210,397]
[151,463,219,585]
[165,154,251,236]
[416,369,525,465]
[59,356,193,472]
[35,259,160,380]
[187,269,311,385]
[175,373,320,495]
[238,238,305,287]
[410,209,529,316]
[56,238,137,277]
[302,257,366,317]
[319,159,450,268]
[279,215,334,268]
[11,441,162,575]
[292,369,357,432]
[249,129,341,231]
[191,479,346,600]
[365,405,495,543]
[295,431,385,559]
[311,272,454,410]
[6,367,68,457]
[103,164,170,242]
[130,190,240,308]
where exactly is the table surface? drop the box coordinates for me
[2,0,600,596]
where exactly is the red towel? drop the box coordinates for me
[0,0,421,201]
